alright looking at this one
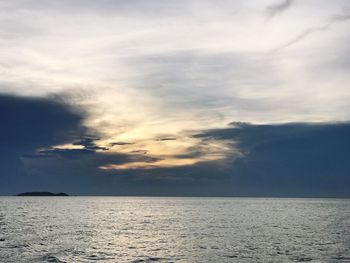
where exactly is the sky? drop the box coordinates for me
[0,0,349,196]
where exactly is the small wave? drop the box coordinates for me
[131,256,164,262]
[292,256,313,262]
[332,255,350,261]
[223,255,238,258]
[43,255,66,263]
[7,243,30,249]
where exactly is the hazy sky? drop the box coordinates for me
[1,0,349,196]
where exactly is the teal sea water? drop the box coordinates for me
[0,197,349,262]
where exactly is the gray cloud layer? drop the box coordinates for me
[266,0,296,19]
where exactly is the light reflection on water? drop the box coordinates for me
[0,197,349,262]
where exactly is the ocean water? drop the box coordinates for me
[0,197,349,263]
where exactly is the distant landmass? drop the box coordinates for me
[17,192,69,196]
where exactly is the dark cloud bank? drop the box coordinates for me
[0,94,349,197]
[194,122,350,197]
[0,94,86,193]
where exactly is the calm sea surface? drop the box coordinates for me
[0,197,349,262]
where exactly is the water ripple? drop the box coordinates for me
[0,197,349,262]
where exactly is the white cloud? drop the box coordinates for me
[0,0,349,167]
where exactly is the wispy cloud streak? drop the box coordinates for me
[271,12,350,53]
[266,0,296,19]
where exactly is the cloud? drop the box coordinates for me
[1,1,350,197]
[0,0,349,130]
[156,137,177,141]
[0,93,87,194]
[2,99,349,198]
[38,148,96,157]
[271,25,329,53]
[271,11,350,53]
[123,51,284,117]
[0,94,87,149]
[0,93,231,195]
[194,122,350,197]
[97,122,350,197]
[72,137,99,147]
[265,0,296,19]
[110,142,134,146]
[130,150,148,154]
[71,137,109,151]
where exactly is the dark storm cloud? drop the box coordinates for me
[21,151,147,195]
[1,93,349,197]
[22,150,165,195]
[0,94,87,194]
[266,0,296,18]
[193,122,350,197]
[0,94,137,194]
[0,94,161,195]
[39,122,348,198]
[0,94,86,148]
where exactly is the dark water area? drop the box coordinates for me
[0,197,349,262]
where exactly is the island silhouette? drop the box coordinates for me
[17,192,69,196]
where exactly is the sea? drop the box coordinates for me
[0,197,349,262]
